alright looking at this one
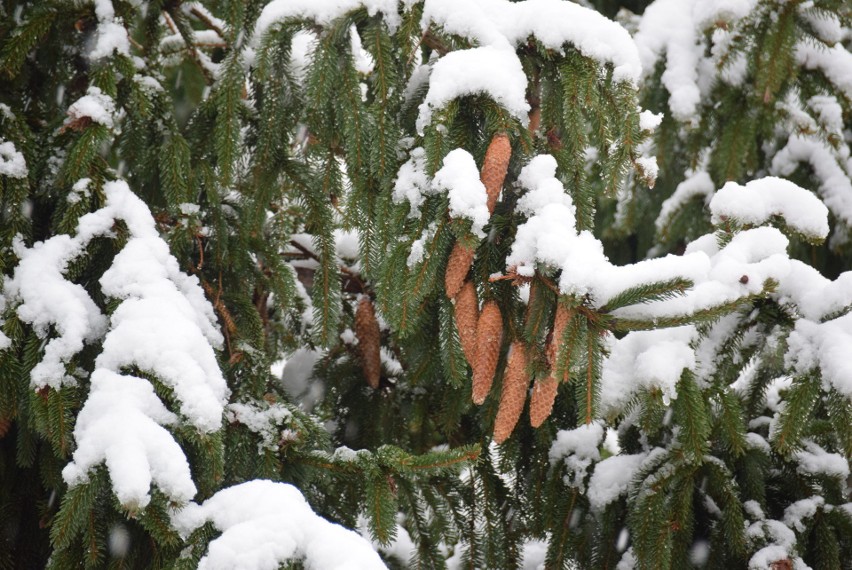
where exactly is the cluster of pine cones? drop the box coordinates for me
[353,133,568,444]
[444,133,568,444]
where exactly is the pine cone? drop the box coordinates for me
[355,296,382,389]
[454,280,479,366]
[0,418,11,440]
[528,106,541,137]
[472,301,503,404]
[445,242,475,299]
[493,342,531,444]
[481,132,511,214]
[529,376,559,427]
[548,304,573,380]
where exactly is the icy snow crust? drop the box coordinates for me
[173,480,386,570]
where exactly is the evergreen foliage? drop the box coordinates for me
[0,0,850,569]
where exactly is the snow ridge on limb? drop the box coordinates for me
[253,0,402,42]
[420,0,641,83]
[172,480,387,570]
[507,155,709,308]
[11,180,232,508]
[709,177,830,241]
[416,0,640,132]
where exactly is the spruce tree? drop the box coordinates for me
[0,1,849,569]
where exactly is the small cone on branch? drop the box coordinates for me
[529,376,559,427]
[355,296,381,389]
[481,132,511,214]
[0,418,11,440]
[472,301,503,405]
[528,106,541,137]
[493,341,531,444]
[454,280,479,366]
[548,304,573,380]
[445,242,475,299]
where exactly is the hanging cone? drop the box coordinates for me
[444,242,475,299]
[529,376,559,427]
[481,132,511,214]
[454,280,479,366]
[547,304,573,381]
[493,341,531,444]
[472,301,503,405]
[0,418,11,439]
[528,106,541,137]
[355,296,382,389]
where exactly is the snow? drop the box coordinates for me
[634,0,758,121]
[807,95,844,135]
[279,348,324,412]
[587,452,647,511]
[655,170,714,235]
[172,480,387,570]
[24,180,232,508]
[786,313,852,398]
[432,149,490,237]
[393,147,490,238]
[633,0,702,122]
[88,0,131,60]
[0,141,27,178]
[407,222,437,267]
[601,326,697,413]
[613,227,793,322]
[796,42,852,101]
[350,26,375,75]
[549,421,604,489]
[65,86,117,129]
[253,0,401,44]
[639,110,663,131]
[777,260,852,322]
[792,441,850,480]
[746,516,804,570]
[416,45,529,134]
[421,0,641,84]
[521,539,548,570]
[6,234,108,389]
[0,294,8,350]
[770,135,852,227]
[358,516,416,566]
[334,229,361,260]
[228,401,293,451]
[392,147,430,218]
[709,178,829,241]
[61,370,197,508]
[509,154,710,305]
[634,156,658,185]
[783,497,824,532]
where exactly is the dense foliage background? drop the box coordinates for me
[0,0,850,568]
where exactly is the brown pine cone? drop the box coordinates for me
[355,296,382,389]
[529,376,559,427]
[472,301,503,405]
[454,280,479,366]
[481,133,511,215]
[548,304,573,380]
[528,106,541,137]
[444,242,475,299]
[0,418,11,440]
[493,342,531,444]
